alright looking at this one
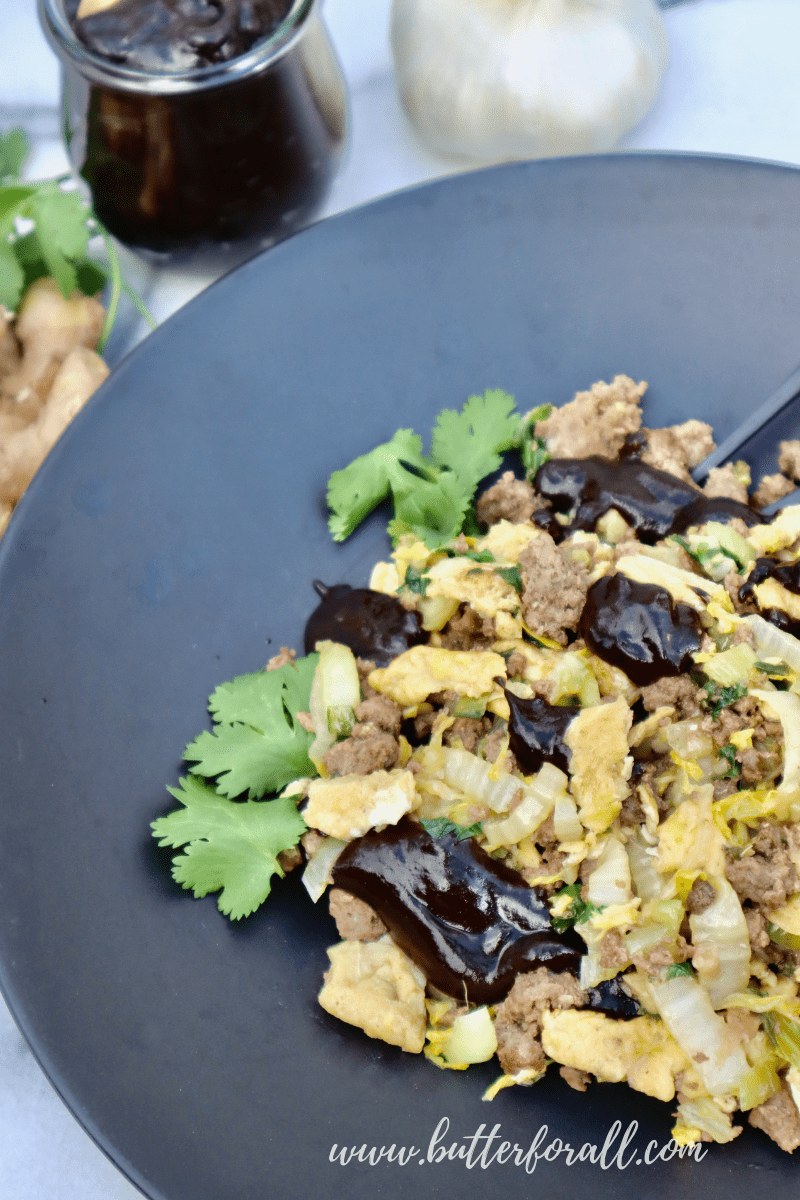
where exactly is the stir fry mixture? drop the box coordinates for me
[154,375,800,1153]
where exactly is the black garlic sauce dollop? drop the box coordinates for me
[579,573,703,687]
[304,582,425,667]
[331,817,583,1005]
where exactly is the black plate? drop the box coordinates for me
[3,154,800,1200]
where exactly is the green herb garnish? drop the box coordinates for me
[0,127,154,351]
[716,744,741,779]
[550,882,601,933]
[327,389,519,548]
[700,680,747,720]
[152,776,306,920]
[665,961,696,980]
[420,817,483,842]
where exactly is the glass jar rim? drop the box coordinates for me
[37,0,317,94]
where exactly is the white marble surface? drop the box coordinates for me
[2,0,800,1196]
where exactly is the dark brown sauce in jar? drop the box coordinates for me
[43,0,347,266]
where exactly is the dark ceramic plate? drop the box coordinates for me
[3,154,800,1200]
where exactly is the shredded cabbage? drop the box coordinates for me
[649,974,751,1097]
[308,640,361,766]
[442,1006,498,1064]
[302,836,347,902]
[751,688,800,794]
[744,614,800,675]
[689,876,750,1009]
[674,1097,742,1142]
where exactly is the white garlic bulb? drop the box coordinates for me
[390,0,669,162]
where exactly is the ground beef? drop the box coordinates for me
[354,694,403,736]
[753,472,796,509]
[301,828,325,857]
[266,645,296,671]
[639,674,701,717]
[277,845,303,872]
[725,822,799,909]
[505,650,528,679]
[328,887,387,942]
[493,968,587,1075]
[437,605,496,651]
[744,906,770,951]
[443,716,492,753]
[779,440,800,484]
[749,1087,800,1152]
[518,533,588,645]
[476,470,537,526]
[703,464,750,505]
[640,419,715,480]
[685,878,717,914]
[535,375,646,461]
[598,930,630,972]
[560,1066,592,1091]
[321,723,399,776]
[619,788,646,827]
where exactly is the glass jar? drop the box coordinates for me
[38,0,348,268]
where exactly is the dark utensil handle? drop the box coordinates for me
[692,361,800,483]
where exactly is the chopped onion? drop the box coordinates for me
[689,876,750,1008]
[649,974,750,1097]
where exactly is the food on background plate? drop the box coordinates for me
[153,373,800,1153]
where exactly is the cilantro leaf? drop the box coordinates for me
[700,680,747,720]
[388,468,468,548]
[665,961,696,980]
[401,566,430,596]
[550,882,601,933]
[327,428,433,542]
[184,656,317,798]
[0,239,24,309]
[152,775,306,919]
[420,816,483,841]
[431,389,518,493]
[495,565,524,593]
[33,189,91,264]
[716,744,741,779]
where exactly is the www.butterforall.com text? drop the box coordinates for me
[329,1117,708,1171]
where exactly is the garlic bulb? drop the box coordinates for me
[390,0,669,162]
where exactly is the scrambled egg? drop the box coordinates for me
[564,697,632,832]
[368,645,507,708]
[318,937,427,1053]
[541,1009,690,1102]
[305,769,416,840]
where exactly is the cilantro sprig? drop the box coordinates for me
[700,680,747,720]
[0,127,154,350]
[327,389,520,548]
[153,655,319,918]
[152,776,306,920]
[420,817,484,842]
[550,882,601,933]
